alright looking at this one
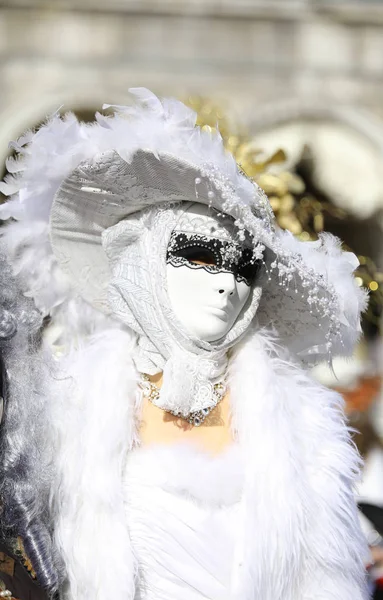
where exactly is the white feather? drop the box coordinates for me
[49,327,139,600]
[230,327,369,599]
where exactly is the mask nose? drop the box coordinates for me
[216,272,236,297]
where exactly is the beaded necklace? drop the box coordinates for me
[140,374,227,427]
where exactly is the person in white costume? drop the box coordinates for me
[0,88,371,600]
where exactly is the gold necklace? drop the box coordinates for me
[140,374,227,427]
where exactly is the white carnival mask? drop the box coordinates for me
[166,203,262,342]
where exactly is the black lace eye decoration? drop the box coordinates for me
[166,232,263,286]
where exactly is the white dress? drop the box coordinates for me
[123,443,244,600]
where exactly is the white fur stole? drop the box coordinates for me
[49,326,369,600]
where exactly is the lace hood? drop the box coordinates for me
[101,203,263,417]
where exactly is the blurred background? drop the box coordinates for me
[0,0,382,589]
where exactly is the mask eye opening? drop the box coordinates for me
[174,245,218,266]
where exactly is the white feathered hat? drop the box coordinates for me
[0,88,366,362]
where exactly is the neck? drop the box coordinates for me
[148,372,163,387]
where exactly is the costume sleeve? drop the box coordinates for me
[300,387,370,600]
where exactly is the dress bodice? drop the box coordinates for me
[123,443,244,600]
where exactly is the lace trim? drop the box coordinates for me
[167,255,253,286]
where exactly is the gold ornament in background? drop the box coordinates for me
[186,96,383,331]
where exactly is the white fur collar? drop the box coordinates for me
[50,326,369,600]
